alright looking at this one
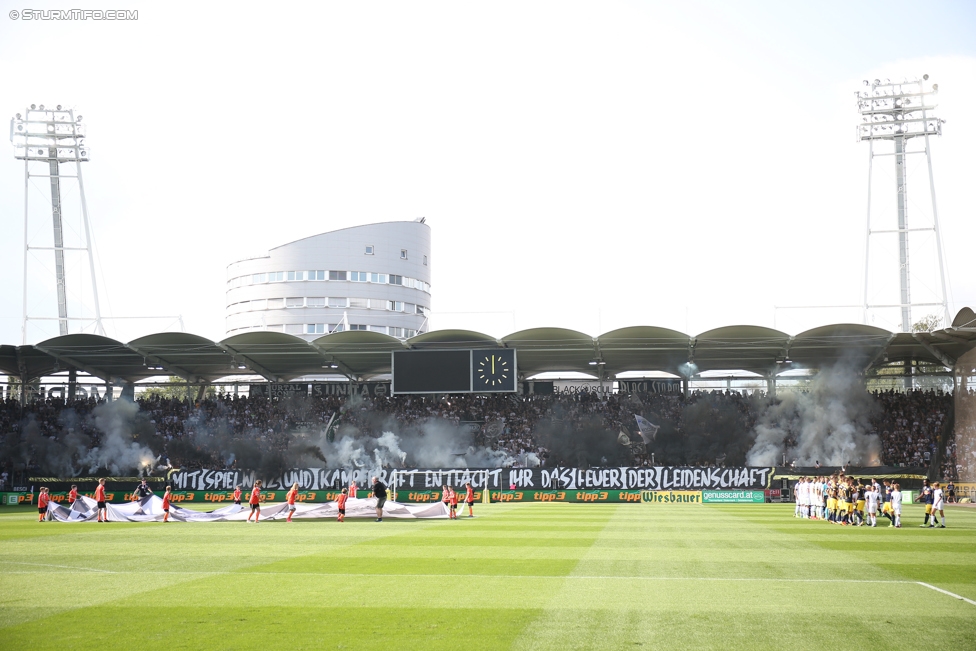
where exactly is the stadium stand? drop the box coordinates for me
[0,388,961,482]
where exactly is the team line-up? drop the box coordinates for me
[793,475,948,528]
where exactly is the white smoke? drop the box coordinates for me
[746,365,881,466]
[312,416,519,475]
[84,400,157,475]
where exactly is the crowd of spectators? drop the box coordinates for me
[953,388,976,481]
[873,389,952,470]
[0,385,965,481]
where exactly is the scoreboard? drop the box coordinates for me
[391,348,517,395]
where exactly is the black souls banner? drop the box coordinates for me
[167,466,774,492]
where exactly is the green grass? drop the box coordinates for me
[1,502,974,650]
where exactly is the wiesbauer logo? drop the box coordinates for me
[10,9,139,20]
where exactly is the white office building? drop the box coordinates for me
[226,220,431,340]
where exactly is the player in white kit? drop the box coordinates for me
[890,483,903,528]
[863,484,880,527]
[930,482,945,528]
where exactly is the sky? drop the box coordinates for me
[1,0,975,346]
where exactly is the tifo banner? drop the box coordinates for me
[702,490,765,503]
[166,466,774,492]
[249,382,391,399]
[641,491,702,504]
[617,379,683,395]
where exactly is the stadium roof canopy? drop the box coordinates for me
[1,308,974,384]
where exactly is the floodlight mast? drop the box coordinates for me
[10,106,104,343]
[857,77,949,332]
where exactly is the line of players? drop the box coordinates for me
[38,477,476,524]
[239,478,476,523]
[793,476,947,529]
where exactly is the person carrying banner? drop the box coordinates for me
[349,480,358,499]
[372,477,386,522]
[162,486,172,523]
[133,478,154,501]
[37,487,49,522]
[336,488,348,522]
[286,483,299,523]
[95,478,108,523]
[464,482,475,517]
[68,484,78,507]
[233,485,242,506]
[246,481,263,523]
[448,486,459,519]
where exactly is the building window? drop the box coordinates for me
[423,255,428,266]
[287,271,304,281]
[268,271,284,282]
[285,324,303,335]
[405,329,417,338]
[400,249,408,259]
[332,323,344,333]
[369,325,386,333]
[307,324,326,334]
[388,301,404,312]
[252,273,267,284]
[308,270,325,281]
[266,298,284,309]
[267,324,283,332]
[349,324,368,331]
[329,270,346,281]
[389,274,402,285]
[306,297,325,308]
[365,245,374,255]
[286,297,304,308]
[350,271,368,282]
[349,298,367,308]
[328,297,348,308]
[389,327,404,339]
[369,272,386,283]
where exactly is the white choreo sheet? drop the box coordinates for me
[46,495,449,522]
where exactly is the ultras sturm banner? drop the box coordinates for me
[167,466,774,492]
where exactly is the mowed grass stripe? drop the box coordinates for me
[513,503,976,649]
[1,502,974,651]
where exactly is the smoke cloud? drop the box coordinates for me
[746,365,881,466]
[0,399,160,477]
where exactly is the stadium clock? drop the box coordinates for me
[473,349,517,392]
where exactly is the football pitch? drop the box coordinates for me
[1,502,974,651]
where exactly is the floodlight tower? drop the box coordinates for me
[10,105,104,343]
[858,76,949,332]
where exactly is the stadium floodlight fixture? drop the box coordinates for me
[10,104,103,342]
[857,76,950,334]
